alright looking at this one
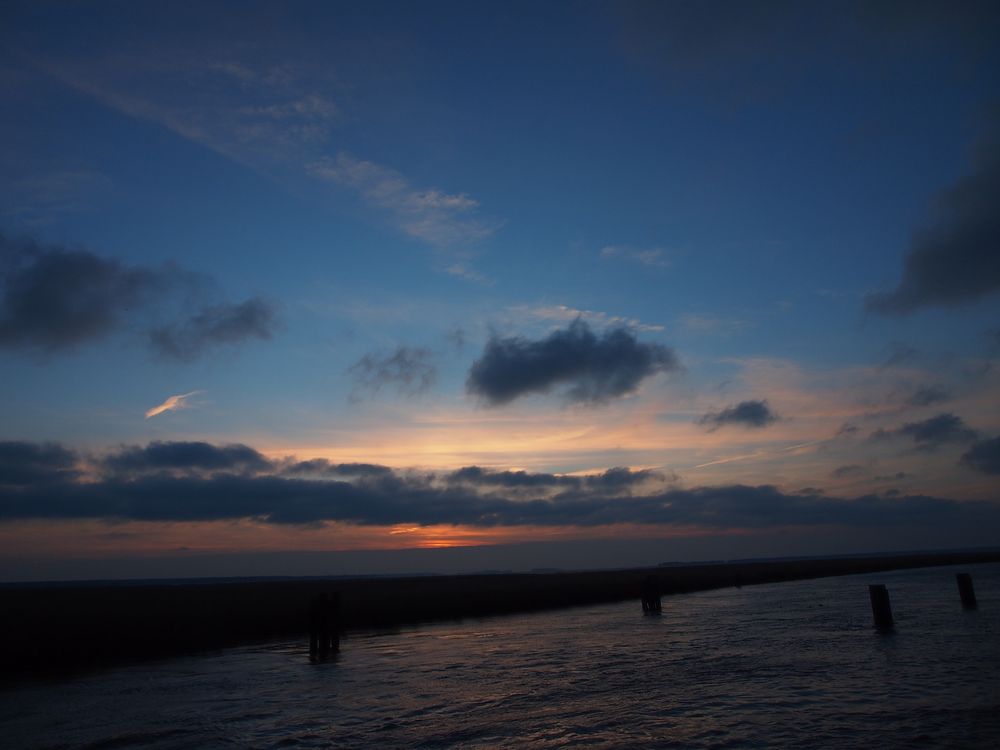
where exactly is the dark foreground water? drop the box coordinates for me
[3,563,999,749]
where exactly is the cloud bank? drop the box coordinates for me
[1,440,998,533]
[466,319,679,405]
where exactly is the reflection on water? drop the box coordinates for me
[3,563,999,748]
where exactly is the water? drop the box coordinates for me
[3,563,999,748]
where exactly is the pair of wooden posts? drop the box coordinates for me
[641,575,662,613]
[308,592,341,659]
[868,572,978,631]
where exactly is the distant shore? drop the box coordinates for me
[3,549,998,685]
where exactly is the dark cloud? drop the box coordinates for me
[870,413,979,451]
[874,472,910,482]
[866,123,1000,313]
[101,441,273,477]
[349,346,437,398]
[905,385,950,408]
[0,234,279,359]
[1,441,998,533]
[961,436,1000,475]
[831,464,866,479]
[466,320,679,406]
[149,298,277,361]
[0,440,79,485]
[836,422,860,437]
[698,400,779,431]
[0,235,158,351]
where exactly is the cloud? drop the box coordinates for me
[510,304,664,332]
[831,464,866,479]
[698,400,779,431]
[600,245,670,268]
[466,319,679,406]
[870,413,979,451]
[961,436,1000,474]
[149,298,278,361]
[881,342,918,368]
[866,122,1000,313]
[905,385,950,408]
[145,391,203,419]
[0,234,159,351]
[0,235,279,359]
[2,440,998,532]
[349,346,437,399]
[101,441,273,477]
[309,153,495,248]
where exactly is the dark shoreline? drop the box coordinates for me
[3,549,998,685]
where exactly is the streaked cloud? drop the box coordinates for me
[510,304,664,332]
[144,391,203,419]
[309,152,496,248]
[600,245,670,268]
[349,346,438,400]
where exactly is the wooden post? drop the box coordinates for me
[641,575,662,614]
[956,573,977,610]
[869,584,893,630]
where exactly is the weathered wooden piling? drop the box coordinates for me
[308,592,341,660]
[868,584,893,630]
[641,575,662,614]
[956,573,977,609]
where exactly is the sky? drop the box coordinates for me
[1,1,999,581]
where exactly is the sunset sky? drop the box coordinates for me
[2,1,999,581]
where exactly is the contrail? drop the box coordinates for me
[690,438,830,470]
[145,390,203,419]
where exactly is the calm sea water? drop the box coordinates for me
[3,563,999,749]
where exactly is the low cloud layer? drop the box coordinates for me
[698,400,779,430]
[871,413,979,451]
[1,440,997,532]
[0,235,277,359]
[349,346,437,399]
[466,320,679,405]
[867,123,1000,313]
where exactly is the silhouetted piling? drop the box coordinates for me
[308,592,341,660]
[869,584,893,630]
[956,573,977,609]
[641,575,662,614]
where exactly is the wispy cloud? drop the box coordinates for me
[349,346,438,400]
[309,152,496,249]
[600,245,670,268]
[145,391,203,419]
[510,304,664,332]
